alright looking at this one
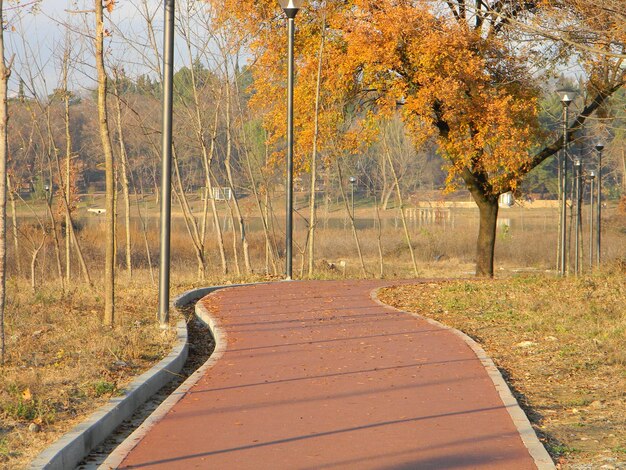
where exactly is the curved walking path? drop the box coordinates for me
[114,280,548,469]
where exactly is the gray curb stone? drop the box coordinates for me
[29,320,188,470]
[370,286,556,470]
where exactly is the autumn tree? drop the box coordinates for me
[220,0,625,277]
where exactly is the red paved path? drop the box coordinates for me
[120,280,538,469]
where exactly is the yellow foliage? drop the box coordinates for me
[216,0,620,196]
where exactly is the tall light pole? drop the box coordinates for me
[278,0,303,280]
[595,143,604,266]
[558,93,572,276]
[573,157,582,276]
[588,170,595,270]
[158,0,175,326]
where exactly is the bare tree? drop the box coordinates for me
[14,194,47,290]
[112,68,133,278]
[0,0,9,364]
[223,73,252,274]
[177,4,229,274]
[307,16,325,278]
[336,159,367,277]
[95,0,116,325]
[385,143,419,278]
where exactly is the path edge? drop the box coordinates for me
[370,286,555,470]
[99,283,261,469]
[29,320,188,470]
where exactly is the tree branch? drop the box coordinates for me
[523,81,625,174]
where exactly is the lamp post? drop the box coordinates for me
[349,176,356,217]
[573,157,582,276]
[588,170,595,270]
[595,143,604,266]
[558,93,573,276]
[278,0,303,280]
[158,0,175,326]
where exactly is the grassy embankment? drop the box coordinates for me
[378,268,626,469]
[0,274,176,469]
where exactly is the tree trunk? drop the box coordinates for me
[0,0,8,363]
[62,47,72,283]
[224,80,251,274]
[232,77,278,276]
[196,87,227,275]
[374,193,384,278]
[323,163,331,229]
[30,238,45,291]
[7,177,20,276]
[172,147,206,280]
[616,149,626,192]
[385,146,418,277]
[44,173,64,284]
[336,160,367,277]
[307,15,325,278]
[112,73,133,278]
[206,165,228,275]
[95,0,116,325]
[47,83,92,286]
[226,199,241,276]
[135,179,155,284]
[51,150,92,286]
[472,192,499,277]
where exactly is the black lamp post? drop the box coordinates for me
[558,93,573,276]
[277,0,303,280]
[595,143,604,266]
[588,170,595,269]
[158,0,175,326]
[573,157,582,275]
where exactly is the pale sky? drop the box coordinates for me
[5,0,193,97]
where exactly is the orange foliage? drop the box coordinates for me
[216,0,621,195]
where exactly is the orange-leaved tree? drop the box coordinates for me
[217,0,625,277]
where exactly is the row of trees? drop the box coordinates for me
[0,0,625,360]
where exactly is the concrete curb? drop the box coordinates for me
[370,286,556,470]
[29,320,188,470]
[99,283,258,469]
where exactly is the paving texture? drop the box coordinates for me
[119,280,538,469]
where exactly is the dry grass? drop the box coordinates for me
[0,274,177,469]
[377,266,626,469]
[10,195,625,279]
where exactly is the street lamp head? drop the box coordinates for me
[589,170,596,179]
[595,143,605,152]
[561,93,573,107]
[574,158,582,167]
[349,176,356,184]
[278,0,303,18]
